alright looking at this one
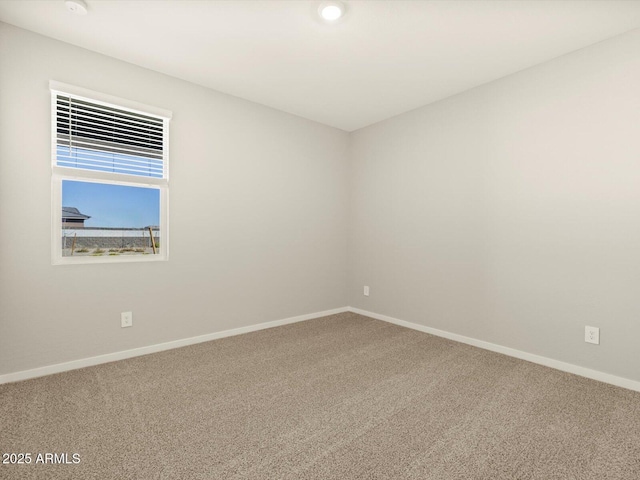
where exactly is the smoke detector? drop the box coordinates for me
[65,0,88,15]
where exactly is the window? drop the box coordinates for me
[50,81,171,264]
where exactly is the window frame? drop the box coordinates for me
[50,81,172,265]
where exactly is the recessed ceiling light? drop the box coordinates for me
[318,1,345,22]
[65,0,88,15]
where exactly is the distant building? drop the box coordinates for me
[62,207,90,227]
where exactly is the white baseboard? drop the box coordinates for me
[5,306,638,393]
[0,307,349,385]
[349,307,640,393]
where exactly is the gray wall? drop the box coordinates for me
[0,23,349,375]
[349,29,640,382]
[2,22,639,384]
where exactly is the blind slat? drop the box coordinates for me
[57,153,164,172]
[56,99,164,130]
[57,161,163,177]
[57,113,164,140]
[56,115,163,141]
[54,93,167,179]
[57,149,164,167]
[58,136,164,159]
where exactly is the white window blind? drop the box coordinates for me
[53,92,168,179]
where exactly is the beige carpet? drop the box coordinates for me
[1,312,639,479]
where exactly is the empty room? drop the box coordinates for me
[1,1,640,478]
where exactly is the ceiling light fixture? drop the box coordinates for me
[318,1,345,22]
[65,0,88,15]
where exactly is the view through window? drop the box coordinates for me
[61,180,161,258]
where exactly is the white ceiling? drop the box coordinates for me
[1,1,640,131]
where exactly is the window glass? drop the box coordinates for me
[61,180,160,258]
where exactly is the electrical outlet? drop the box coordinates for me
[121,311,133,328]
[364,286,370,296]
[585,326,599,345]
